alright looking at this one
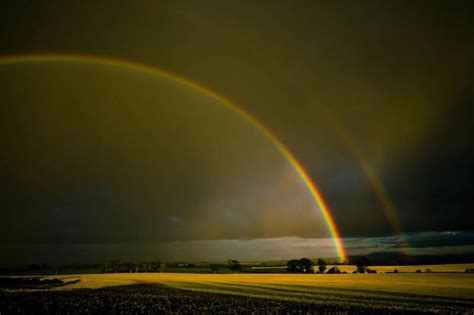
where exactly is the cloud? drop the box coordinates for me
[2,231,473,266]
[0,62,329,244]
[0,1,473,266]
[387,231,474,249]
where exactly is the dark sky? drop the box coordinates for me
[0,0,473,264]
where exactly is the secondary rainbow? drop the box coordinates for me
[0,53,348,262]
[314,104,408,250]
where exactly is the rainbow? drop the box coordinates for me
[0,53,348,262]
[314,104,408,250]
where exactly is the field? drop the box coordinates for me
[1,265,474,314]
[324,263,474,273]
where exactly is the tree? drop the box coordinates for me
[140,262,150,273]
[124,262,136,273]
[287,258,315,273]
[317,259,327,273]
[210,264,220,273]
[355,257,369,273]
[299,258,314,273]
[228,260,242,272]
[150,261,162,272]
[287,259,300,273]
[159,263,166,273]
[108,259,122,273]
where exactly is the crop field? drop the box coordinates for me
[1,266,474,314]
[324,263,474,274]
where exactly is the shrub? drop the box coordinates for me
[327,267,341,274]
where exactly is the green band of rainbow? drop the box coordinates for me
[0,53,348,262]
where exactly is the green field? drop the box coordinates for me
[2,265,474,314]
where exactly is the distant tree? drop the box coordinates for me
[108,259,122,273]
[299,258,314,273]
[229,260,242,272]
[287,259,300,273]
[317,259,327,274]
[123,262,136,273]
[140,262,151,273]
[159,263,166,273]
[416,269,422,273]
[393,269,399,273]
[210,264,219,273]
[150,261,162,272]
[287,258,315,273]
[355,257,369,273]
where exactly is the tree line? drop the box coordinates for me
[286,257,373,274]
[102,259,166,273]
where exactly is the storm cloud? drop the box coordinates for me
[0,0,473,263]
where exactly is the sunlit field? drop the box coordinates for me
[57,270,474,299]
[325,263,474,273]
[2,266,474,314]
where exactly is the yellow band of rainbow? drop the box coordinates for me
[0,53,347,262]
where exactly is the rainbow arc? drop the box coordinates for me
[0,53,348,262]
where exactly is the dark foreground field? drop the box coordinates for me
[1,272,473,314]
[1,284,473,315]
[0,285,391,315]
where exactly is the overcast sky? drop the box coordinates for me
[0,0,473,264]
